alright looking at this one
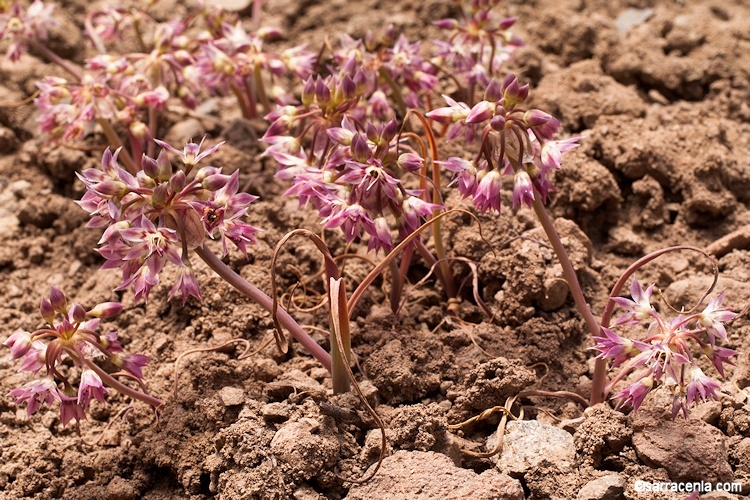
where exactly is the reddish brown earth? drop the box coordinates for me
[1,0,750,499]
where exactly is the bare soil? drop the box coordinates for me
[1,0,750,499]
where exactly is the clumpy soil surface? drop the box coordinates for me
[2,0,750,499]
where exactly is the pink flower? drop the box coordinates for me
[686,363,721,405]
[698,290,736,343]
[368,216,393,253]
[57,392,86,426]
[592,328,648,368]
[614,374,654,412]
[511,170,534,208]
[426,95,470,124]
[438,157,477,199]
[8,378,57,417]
[3,331,32,359]
[323,203,375,242]
[611,279,657,326]
[703,345,737,377]
[154,137,223,169]
[77,369,107,408]
[541,137,582,171]
[472,169,502,213]
[17,340,46,373]
[114,353,150,380]
[169,265,202,306]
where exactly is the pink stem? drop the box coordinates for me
[531,193,603,404]
[82,357,163,409]
[28,39,83,82]
[194,245,332,372]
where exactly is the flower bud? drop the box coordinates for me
[195,166,220,182]
[301,77,315,107]
[353,70,368,95]
[523,109,552,127]
[490,114,506,131]
[151,183,170,208]
[351,133,371,163]
[3,331,32,359]
[40,298,55,324]
[484,79,502,102]
[87,302,124,319]
[397,153,424,172]
[169,170,187,192]
[257,26,283,41]
[364,30,377,51]
[70,304,87,323]
[50,287,67,313]
[498,17,517,30]
[202,173,230,191]
[156,150,173,181]
[382,119,399,144]
[465,100,494,124]
[94,180,128,197]
[341,74,356,100]
[142,154,160,180]
[129,121,149,139]
[501,74,529,106]
[433,18,459,30]
[315,77,331,106]
[327,127,355,146]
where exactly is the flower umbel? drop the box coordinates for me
[595,278,737,418]
[3,288,159,426]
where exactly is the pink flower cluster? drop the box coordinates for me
[0,0,55,61]
[333,30,438,113]
[264,72,440,253]
[594,279,738,418]
[3,287,148,426]
[77,139,259,303]
[432,0,523,86]
[29,4,315,146]
[427,74,581,213]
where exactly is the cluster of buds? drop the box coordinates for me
[333,29,438,114]
[432,0,523,88]
[594,279,738,418]
[3,288,155,426]
[0,0,55,61]
[427,74,581,213]
[77,139,259,303]
[266,109,440,253]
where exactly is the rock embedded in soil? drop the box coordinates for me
[574,404,632,468]
[448,357,536,420]
[218,386,245,407]
[632,408,733,484]
[345,450,524,500]
[576,473,626,500]
[490,419,577,477]
[270,418,340,481]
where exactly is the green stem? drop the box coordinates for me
[329,278,351,393]
[379,68,407,118]
[253,64,272,116]
[195,245,332,372]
